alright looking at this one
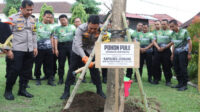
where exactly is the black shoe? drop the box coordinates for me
[178,86,188,91]
[102,78,107,84]
[60,86,70,99]
[18,90,34,98]
[148,78,153,83]
[171,84,182,88]
[96,85,106,99]
[97,91,106,99]
[48,80,56,86]
[151,81,159,85]
[60,92,70,99]
[4,91,14,100]
[36,80,41,86]
[57,79,63,85]
[166,82,171,86]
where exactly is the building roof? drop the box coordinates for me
[126,13,146,20]
[126,13,182,26]
[152,14,182,25]
[181,12,200,28]
[0,2,72,14]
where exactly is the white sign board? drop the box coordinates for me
[95,42,140,68]
[101,43,134,67]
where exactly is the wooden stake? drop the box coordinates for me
[198,42,200,92]
[122,12,149,112]
[135,69,149,112]
[63,13,112,110]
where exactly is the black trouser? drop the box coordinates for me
[140,52,153,80]
[102,68,107,80]
[58,41,72,79]
[65,51,102,87]
[5,57,12,78]
[53,54,58,77]
[153,48,172,82]
[126,68,133,79]
[6,51,34,91]
[34,49,53,80]
[173,51,188,86]
[152,46,162,80]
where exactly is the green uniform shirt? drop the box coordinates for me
[36,22,55,49]
[170,29,190,52]
[134,32,154,46]
[153,29,173,47]
[131,30,142,40]
[53,24,76,42]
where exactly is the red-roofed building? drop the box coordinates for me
[181,12,200,28]
[124,13,182,29]
[151,14,182,26]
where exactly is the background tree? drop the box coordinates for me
[187,16,200,84]
[70,3,88,24]
[3,0,21,17]
[8,7,17,17]
[39,3,54,22]
[71,0,101,14]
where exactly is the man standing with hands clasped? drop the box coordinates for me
[4,0,38,100]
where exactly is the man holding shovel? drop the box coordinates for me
[60,15,106,99]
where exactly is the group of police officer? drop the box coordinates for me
[1,0,192,101]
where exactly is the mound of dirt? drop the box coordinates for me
[62,91,144,112]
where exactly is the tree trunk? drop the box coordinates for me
[104,0,126,112]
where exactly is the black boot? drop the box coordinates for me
[178,86,188,91]
[171,82,183,88]
[60,86,70,99]
[48,77,56,86]
[4,85,14,100]
[18,83,34,98]
[178,82,188,91]
[151,80,159,85]
[58,77,63,85]
[96,84,106,99]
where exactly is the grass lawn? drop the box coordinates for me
[0,56,200,112]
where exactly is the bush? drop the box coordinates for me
[187,22,200,83]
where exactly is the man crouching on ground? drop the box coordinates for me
[60,15,106,99]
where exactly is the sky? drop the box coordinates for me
[0,0,199,23]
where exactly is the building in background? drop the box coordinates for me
[100,13,182,30]
[0,2,72,22]
[181,12,200,28]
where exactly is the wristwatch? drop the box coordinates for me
[188,52,192,55]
